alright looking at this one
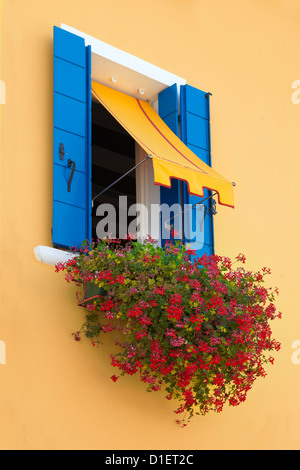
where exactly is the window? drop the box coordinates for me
[91,99,137,240]
[53,25,220,256]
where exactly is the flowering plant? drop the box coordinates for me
[56,237,281,426]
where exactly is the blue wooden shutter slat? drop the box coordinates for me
[54,57,87,102]
[52,26,91,249]
[53,203,86,250]
[158,84,181,244]
[54,94,86,136]
[180,84,214,257]
[183,85,208,118]
[53,26,86,67]
[184,113,209,151]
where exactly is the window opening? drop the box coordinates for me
[91,98,137,240]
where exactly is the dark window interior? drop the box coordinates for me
[92,99,137,240]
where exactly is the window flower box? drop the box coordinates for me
[83,281,107,304]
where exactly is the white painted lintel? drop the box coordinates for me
[60,24,186,105]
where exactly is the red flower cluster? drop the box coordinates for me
[56,238,281,427]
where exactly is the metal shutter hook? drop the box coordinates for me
[67,159,76,192]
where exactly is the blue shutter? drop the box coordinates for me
[158,84,181,244]
[52,26,92,249]
[180,84,215,257]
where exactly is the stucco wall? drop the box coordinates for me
[1,0,300,450]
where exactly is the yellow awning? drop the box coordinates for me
[91,81,234,208]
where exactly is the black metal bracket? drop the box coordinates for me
[209,197,217,215]
[67,159,75,192]
[59,143,65,161]
[92,155,151,206]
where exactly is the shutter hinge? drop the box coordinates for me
[209,197,217,215]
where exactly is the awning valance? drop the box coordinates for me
[91,81,234,208]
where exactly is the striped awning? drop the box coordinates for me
[92,81,234,208]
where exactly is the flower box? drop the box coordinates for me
[83,282,107,303]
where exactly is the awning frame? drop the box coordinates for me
[92,155,152,207]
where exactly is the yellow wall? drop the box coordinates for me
[1,0,300,450]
